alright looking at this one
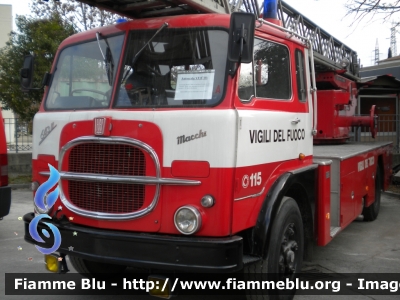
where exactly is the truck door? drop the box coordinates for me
[232,37,313,232]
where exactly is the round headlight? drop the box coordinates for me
[174,206,202,235]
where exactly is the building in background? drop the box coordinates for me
[358,56,400,154]
[0,4,17,145]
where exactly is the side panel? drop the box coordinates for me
[232,110,313,233]
[314,142,392,242]
[340,171,358,227]
[314,160,332,247]
[330,158,340,228]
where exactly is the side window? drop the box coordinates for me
[238,38,291,101]
[295,49,307,102]
[238,63,254,100]
[254,39,291,100]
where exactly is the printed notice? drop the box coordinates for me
[175,70,215,100]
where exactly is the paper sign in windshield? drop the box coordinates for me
[175,70,215,100]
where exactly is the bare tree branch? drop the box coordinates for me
[346,0,400,26]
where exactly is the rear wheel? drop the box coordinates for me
[246,197,304,300]
[363,167,381,222]
[69,256,127,274]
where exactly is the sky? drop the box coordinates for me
[0,0,397,67]
[284,0,395,67]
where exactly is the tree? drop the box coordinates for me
[345,0,400,24]
[30,0,122,32]
[0,0,120,121]
[0,15,75,121]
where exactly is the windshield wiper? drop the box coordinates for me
[132,22,169,66]
[96,32,114,86]
[121,22,169,83]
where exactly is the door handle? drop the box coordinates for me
[291,118,301,124]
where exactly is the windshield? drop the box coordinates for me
[45,34,124,110]
[115,28,228,108]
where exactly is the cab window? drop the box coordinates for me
[295,49,306,102]
[238,38,291,101]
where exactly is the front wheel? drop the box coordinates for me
[69,256,127,274]
[246,197,304,300]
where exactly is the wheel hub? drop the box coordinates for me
[279,223,298,274]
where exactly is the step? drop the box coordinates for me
[330,226,341,238]
[243,254,262,265]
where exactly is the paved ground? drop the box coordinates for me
[1,189,399,300]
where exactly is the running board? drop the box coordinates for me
[243,255,262,265]
[330,226,341,238]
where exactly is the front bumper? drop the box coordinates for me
[23,212,243,272]
[0,186,11,218]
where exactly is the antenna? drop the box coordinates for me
[375,39,380,65]
[391,22,397,57]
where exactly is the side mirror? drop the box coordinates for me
[228,12,255,63]
[20,55,35,91]
[41,72,51,87]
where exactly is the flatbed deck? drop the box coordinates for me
[313,141,392,161]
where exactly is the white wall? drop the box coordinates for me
[0,5,16,144]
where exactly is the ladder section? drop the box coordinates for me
[277,1,359,79]
[74,0,230,18]
[77,0,359,78]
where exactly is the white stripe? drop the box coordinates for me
[33,110,237,168]
[236,110,313,167]
[33,109,313,168]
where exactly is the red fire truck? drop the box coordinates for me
[0,109,11,220]
[22,0,392,296]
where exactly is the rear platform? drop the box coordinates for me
[313,141,392,246]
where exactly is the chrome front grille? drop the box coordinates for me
[69,143,146,176]
[49,136,200,220]
[68,143,146,213]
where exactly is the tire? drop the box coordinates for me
[69,256,127,274]
[245,197,304,300]
[363,167,381,222]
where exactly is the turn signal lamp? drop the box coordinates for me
[201,195,215,208]
[44,254,61,273]
[299,153,306,160]
[148,275,171,299]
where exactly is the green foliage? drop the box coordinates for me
[30,0,122,31]
[0,0,121,121]
[0,15,75,121]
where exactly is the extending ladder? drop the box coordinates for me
[76,0,359,78]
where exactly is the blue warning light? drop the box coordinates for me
[263,0,278,20]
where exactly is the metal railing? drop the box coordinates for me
[4,118,32,153]
[350,114,400,154]
[277,1,359,79]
